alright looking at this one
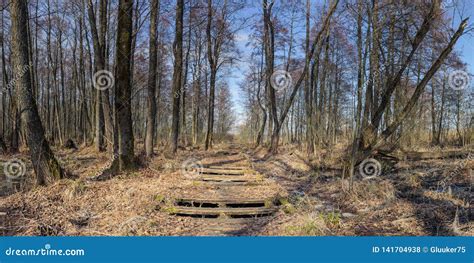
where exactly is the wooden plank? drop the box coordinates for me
[201,178,252,183]
[199,175,255,182]
[176,197,269,205]
[200,168,247,175]
[207,166,248,170]
[204,224,247,232]
[171,207,276,216]
[199,175,253,180]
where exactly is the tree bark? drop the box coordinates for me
[171,0,184,154]
[304,0,314,154]
[205,0,216,150]
[263,0,278,153]
[348,0,364,185]
[145,0,159,157]
[0,135,7,153]
[10,0,65,185]
[87,0,113,152]
[114,0,135,170]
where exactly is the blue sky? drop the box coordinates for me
[227,1,474,126]
[453,2,474,72]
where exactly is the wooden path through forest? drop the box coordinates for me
[163,148,282,235]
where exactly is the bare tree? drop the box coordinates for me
[114,0,136,170]
[87,0,114,152]
[204,0,236,150]
[145,0,160,157]
[204,0,217,150]
[10,0,65,185]
[353,2,468,164]
[265,0,339,153]
[170,0,184,154]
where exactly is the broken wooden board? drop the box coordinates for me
[171,207,276,217]
[207,166,248,170]
[175,197,271,206]
[199,175,256,183]
[200,168,247,175]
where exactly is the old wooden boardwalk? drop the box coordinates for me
[164,150,281,235]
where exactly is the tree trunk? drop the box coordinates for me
[348,0,364,186]
[0,136,7,153]
[88,0,113,152]
[191,63,201,146]
[145,0,159,157]
[430,79,437,144]
[204,0,215,150]
[191,39,202,147]
[181,12,192,147]
[114,0,135,170]
[256,74,267,147]
[10,0,65,185]
[171,0,184,154]
[263,0,278,153]
[304,0,314,154]
[436,76,446,144]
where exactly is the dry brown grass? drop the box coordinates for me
[250,145,472,236]
[0,144,472,236]
[0,145,285,236]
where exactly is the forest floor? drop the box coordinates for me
[0,143,472,236]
